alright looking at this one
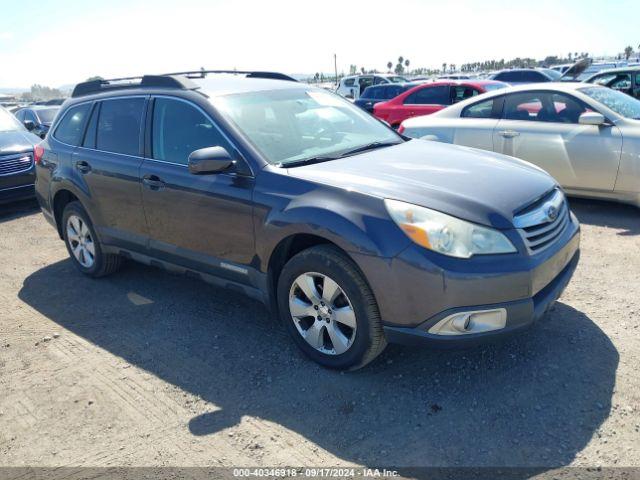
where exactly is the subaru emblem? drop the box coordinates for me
[545,204,558,222]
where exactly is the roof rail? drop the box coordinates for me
[71,75,199,98]
[160,70,298,82]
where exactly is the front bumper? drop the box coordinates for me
[383,247,579,346]
[0,183,35,204]
[351,213,580,346]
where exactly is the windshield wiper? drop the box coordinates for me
[277,155,341,168]
[334,141,401,158]
[278,141,401,168]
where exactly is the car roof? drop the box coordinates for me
[586,66,640,76]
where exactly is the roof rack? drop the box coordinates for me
[71,75,199,98]
[71,70,297,98]
[160,70,298,82]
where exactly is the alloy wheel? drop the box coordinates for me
[66,214,95,268]
[288,272,357,355]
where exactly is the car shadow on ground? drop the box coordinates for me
[0,198,40,224]
[568,198,639,236]
[19,259,617,470]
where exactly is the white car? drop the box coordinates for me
[336,74,407,100]
[400,82,640,207]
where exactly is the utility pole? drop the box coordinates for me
[334,53,338,87]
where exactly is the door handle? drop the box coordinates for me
[499,130,520,138]
[142,174,165,190]
[75,160,91,173]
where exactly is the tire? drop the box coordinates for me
[61,201,123,278]
[277,245,387,370]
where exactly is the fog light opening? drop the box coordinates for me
[428,308,507,336]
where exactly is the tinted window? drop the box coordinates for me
[343,78,355,87]
[496,71,548,82]
[54,103,92,146]
[452,86,480,103]
[96,98,145,156]
[503,92,545,121]
[152,98,231,165]
[361,87,379,100]
[25,110,38,123]
[503,92,587,123]
[35,108,59,123]
[404,86,450,105]
[383,86,407,99]
[462,98,496,119]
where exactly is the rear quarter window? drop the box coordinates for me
[53,103,92,146]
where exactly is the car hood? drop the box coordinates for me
[0,129,39,155]
[287,140,557,229]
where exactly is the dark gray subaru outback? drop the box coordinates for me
[35,71,580,370]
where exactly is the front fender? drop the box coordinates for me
[253,171,411,272]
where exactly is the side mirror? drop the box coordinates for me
[188,146,234,174]
[579,111,606,126]
[23,120,36,131]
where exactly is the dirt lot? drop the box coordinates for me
[1,197,639,471]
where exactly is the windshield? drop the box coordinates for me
[35,107,59,123]
[0,107,22,132]
[580,86,640,119]
[388,76,407,83]
[215,88,402,166]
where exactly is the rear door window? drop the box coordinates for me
[96,97,145,156]
[151,97,232,165]
[404,86,450,105]
[53,103,92,146]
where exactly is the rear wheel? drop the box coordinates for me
[277,245,386,370]
[62,201,123,277]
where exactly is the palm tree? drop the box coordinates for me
[442,62,447,73]
[624,46,634,60]
[404,59,410,73]
[387,61,393,72]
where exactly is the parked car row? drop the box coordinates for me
[30,71,580,370]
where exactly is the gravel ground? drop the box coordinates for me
[0,197,639,472]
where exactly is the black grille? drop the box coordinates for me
[0,153,33,176]
[514,189,570,253]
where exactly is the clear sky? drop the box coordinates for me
[0,0,638,88]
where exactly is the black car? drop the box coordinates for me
[14,106,60,139]
[490,68,562,85]
[585,66,640,100]
[0,106,40,204]
[35,71,579,370]
[354,83,415,113]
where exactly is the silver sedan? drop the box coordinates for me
[400,83,640,207]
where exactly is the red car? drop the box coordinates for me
[373,80,508,128]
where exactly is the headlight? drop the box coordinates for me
[385,199,516,258]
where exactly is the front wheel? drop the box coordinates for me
[277,245,386,370]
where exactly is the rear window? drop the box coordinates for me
[53,103,92,146]
[495,71,548,82]
[404,86,450,105]
[96,97,145,156]
[35,108,59,124]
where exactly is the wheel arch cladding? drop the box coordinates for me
[53,189,80,238]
